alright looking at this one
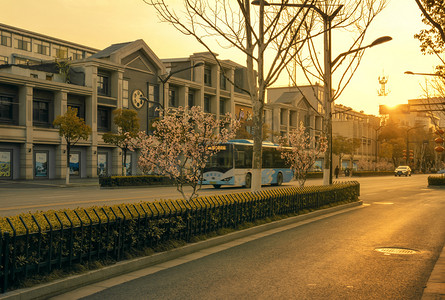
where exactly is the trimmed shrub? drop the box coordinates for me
[352,171,393,177]
[428,175,445,186]
[99,175,173,187]
[306,172,323,178]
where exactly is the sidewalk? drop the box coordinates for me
[422,244,445,299]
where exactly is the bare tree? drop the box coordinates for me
[281,0,387,99]
[145,0,318,191]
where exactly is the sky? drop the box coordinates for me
[2,0,440,116]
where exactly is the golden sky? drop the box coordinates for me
[2,0,439,115]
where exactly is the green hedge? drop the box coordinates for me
[306,172,323,178]
[99,175,174,187]
[428,175,445,186]
[351,171,394,177]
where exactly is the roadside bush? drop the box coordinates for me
[351,171,393,177]
[99,175,173,187]
[306,172,323,178]
[428,175,445,186]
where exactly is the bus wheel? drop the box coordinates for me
[213,184,221,189]
[245,173,252,188]
[276,172,283,186]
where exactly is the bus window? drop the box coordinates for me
[273,148,286,168]
[262,147,274,168]
[235,150,245,168]
[235,145,252,168]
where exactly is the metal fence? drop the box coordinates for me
[0,182,360,293]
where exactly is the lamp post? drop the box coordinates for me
[252,0,391,184]
[405,125,424,166]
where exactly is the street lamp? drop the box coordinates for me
[404,71,444,77]
[405,125,425,165]
[252,0,391,184]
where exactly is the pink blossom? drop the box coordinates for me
[129,106,239,201]
[278,123,327,187]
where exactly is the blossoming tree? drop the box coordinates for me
[131,106,239,201]
[278,123,327,187]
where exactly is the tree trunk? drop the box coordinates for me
[123,148,127,176]
[249,1,265,192]
[66,144,70,185]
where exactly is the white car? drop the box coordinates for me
[394,166,411,176]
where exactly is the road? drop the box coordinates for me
[42,174,443,299]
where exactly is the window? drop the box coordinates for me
[0,150,12,178]
[97,153,108,176]
[122,80,129,108]
[168,87,178,107]
[304,114,310,127]
[290,111,298,127]
[124,154,132,176]
[220,72,227,90]
[34,151,49,178]
[15,57,28,65]
[30,74,38,79]
[0,31,11,47]
[15,35,31,51]
[220,98,227,115]
[33,100,50,126]
[97,74,109,96]
[70,49,83,60]
[67,104,84,119]
[204,95,211,113]
[188,92,194,108]
[97,107,110,132]
[0,96,13,123]
[0,56,8,65]
[34,40,50,55]
[204,66,212,86]
[69,152,80,177]
[45,74,53,81]
[280,108,286,125]
[53,45,68,58]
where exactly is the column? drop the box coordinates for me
[54,90,67,179]
[19,85,33,179]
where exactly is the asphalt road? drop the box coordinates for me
[63,174,444,300]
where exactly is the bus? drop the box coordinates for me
[201,139,293,188]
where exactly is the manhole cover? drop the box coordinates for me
[375,247,419,255]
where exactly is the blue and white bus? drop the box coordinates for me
[201,139,293,188]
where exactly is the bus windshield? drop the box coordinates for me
[205,144,233,169]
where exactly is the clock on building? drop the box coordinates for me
[132,89,145,109]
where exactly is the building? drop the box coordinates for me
[0,23,254,180]
[266,84,324,141]
[332,104,380,171]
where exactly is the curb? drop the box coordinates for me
[422,243,445,299]
[1,201,362,300]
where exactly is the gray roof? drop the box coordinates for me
[275,91,301,104]
[89,42,132,59]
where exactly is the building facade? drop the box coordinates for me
[266,84,324,140]
[0,24,256,180]
[332,104,381,170]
